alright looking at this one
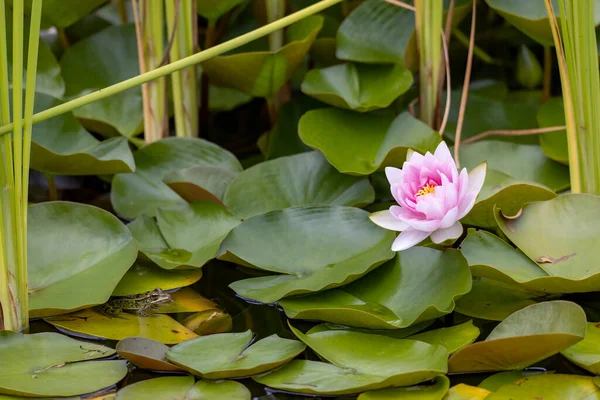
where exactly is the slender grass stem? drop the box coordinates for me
[0,0,344,137]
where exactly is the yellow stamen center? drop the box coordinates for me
[416,183,437,197]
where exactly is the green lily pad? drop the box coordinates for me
[461,169,556,228]
[116,337,184,372]
[112,137,242,219]
[409,321,480,354]
[537,98,568,164]
[445,384,491,400]
[485,374,600,400]
[459,141,570,192]
[300,63,413,112]
[24,92,135,175]
[116,376,251,400]
[157,287,221,314]
[163,166,237,205]
[61,24,142,137]
[166,330,306,379]
[28,202,137,318]
[222,206,395,303]
[197,0,248,21]
[0,332,127,397]
[254,325,448,396]
[495,194,600,292]
[336,0,416,66]
[561,322,600,375]
[448,301,587,372]
[112,262,203,296]
[485,0,600,46]
[517,45,543,89]
[358,376,450,400]
[45,309,198,344]
[280,247,471,329]
[5,15,64,97]
[479,370,552,392]
[202,16,323,98]
[129,201,240,269]
[299,108,441,175]
[11,0,108,28]
[223,151,374,219]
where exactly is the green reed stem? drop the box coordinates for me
[414,0,443,129]
[181,0,198,137]
[0,0,344,137]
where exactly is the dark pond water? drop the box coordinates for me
[27,173,594,399]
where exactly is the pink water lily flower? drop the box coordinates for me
[369,141,486,251]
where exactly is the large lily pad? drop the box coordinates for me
[25,91,135,175]
[409,321,480,354]
[0,332,127,397]
[478,370,551,391]
[60,24,142,137]
[112,262,203,296]
[129,201,240,269]
[280,247,471,329]
[45,309,198,344]
[300,63,413,112]
[254,325,448,396]
[357,376,450,400]
[223,151,374,219]
[116,337,183,372]
[166,330,306,379]
[197,0,248,21]
[561,322,600,375]
[28,202,137,318]
[461,169,556,228]
[202,16,323,98]
[222,206,395,303]
[495,194,600,293]
[445,384,491,400]
[11,0,108,28]
[299,109,441,175]
[485,0,600,46]
[448,301,587,372]
[459,141,570,192]
[112,137,242,219]
[115,376,251,400]
[485,374,600,400]
[162,166,236,205]
[537,98,568,164]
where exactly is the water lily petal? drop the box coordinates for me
[457,191,477,220]
[434,140,456,167]
[430,221,463,244]
[439,206,459,229]
[457,168,469,204]
[385,166,403,185]
[391,229,431,251]
[467,162,487,195]
[369,210,409,232]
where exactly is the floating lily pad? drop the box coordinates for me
[299,109,441,175]
[129,202,240,269]
[459,141,570,192]
[182,309,233,335]
[116,337,183,372]
[561,322,600,375]
[112,262,203,296]
[28,202,137,318]
[485,0,600,46]
[45,309,198,344]
[197,0,248,21]
[254,325,448,396]
[445,384,491,400]
[223,151,374,219]
[448,301,587,372]
[280,247,471,329]
[479,370,551,392]
[454,277,543,321]
[461,169,556,228]
[485,374,600,400]
[495,194,600,292]
[116,376,250,400]
[0,332,126,397]
[157,287,221,314]
[61,24,142,137]
[11,0,108,28]
[203,16,322,98]
[222,206,395,303]
[357,375,450,400]
[301,63,413,112]
[163,166,236,205]
[409,321,480,354]
[336,0,416,65]
[112,138,242,219]
[166,330,306,379]
[537,98,568,165]
[305,321,435,340]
